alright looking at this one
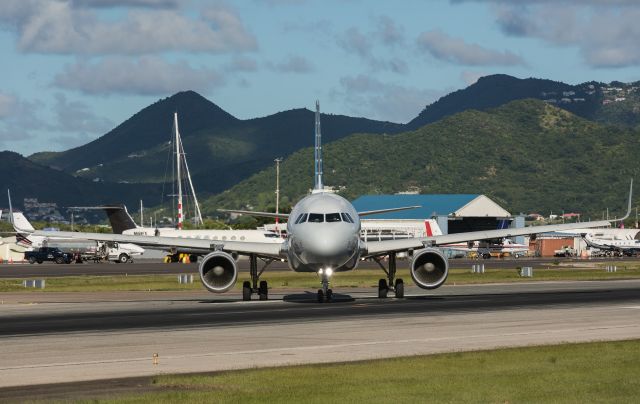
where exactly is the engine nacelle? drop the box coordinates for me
[198,251,238,293]
[410,247,449,290]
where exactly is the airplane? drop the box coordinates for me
[582,232,640,256]
[7,195,145,262]
[15,101,633,302]
[443,239,530,258]
[74,204,284,262]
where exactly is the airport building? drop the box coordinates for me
[351,194,524,241]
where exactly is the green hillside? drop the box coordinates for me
[0,151,161,209]
[29,91,403,196]
[203,99,638,218]
[407,74,640,130]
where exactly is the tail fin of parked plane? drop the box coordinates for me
[68,204,138,234]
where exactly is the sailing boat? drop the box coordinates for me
[171,112,203,228]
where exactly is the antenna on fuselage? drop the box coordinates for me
[313,100,323,193]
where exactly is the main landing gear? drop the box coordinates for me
[317,268,333,303]
[242,254,274,301]
[373,252,405,299]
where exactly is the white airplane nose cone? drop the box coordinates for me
[213,266,225,276]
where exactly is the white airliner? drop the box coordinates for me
[18,101,632,302]
[443,239,530,258]
[88,204,283,261]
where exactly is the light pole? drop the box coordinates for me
[275,157,283,231]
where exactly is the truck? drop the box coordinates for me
[554,245,576,257]
[25,247,72,264]
[27,241,144,264]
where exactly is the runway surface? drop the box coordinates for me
[0,256,628,278]
[1,279,639,390]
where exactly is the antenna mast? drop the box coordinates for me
[313,100,323,192]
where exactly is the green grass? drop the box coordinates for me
[79,340,640,403]
[2,264,640,292]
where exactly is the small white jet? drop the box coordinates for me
[443,239,530,258]
[19,101,632,302]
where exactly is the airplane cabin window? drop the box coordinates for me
[240,236,245,241]
[308,213,324,223]
[326,213,341,222]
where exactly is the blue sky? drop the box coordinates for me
[1,0,640,155]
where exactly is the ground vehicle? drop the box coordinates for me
[25,247,72,264]
[554,245,576,257]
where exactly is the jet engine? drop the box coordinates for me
[410,247,449,290]
[198,251,238,293]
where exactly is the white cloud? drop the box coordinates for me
[333,75,443,123]
[268,55,314,73]
[52,93,113,134]
[0,91,115,152]
[54,56,225,96]
[416,29,525,66]
[337,22,410,74]
[226,56,259,72]
[489,3,640,68]
[0,0,257,55]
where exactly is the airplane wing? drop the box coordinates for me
[365,180,633,257]
[29,230,285,259]
[364,219,614,256]
[218,209,289,219]
[357,206,421,217]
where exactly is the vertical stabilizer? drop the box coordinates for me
[313,100,323,192]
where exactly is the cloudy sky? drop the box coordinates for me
[2,0,640,155]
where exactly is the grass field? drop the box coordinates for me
[2,264,640,292]
[78,340,640,403]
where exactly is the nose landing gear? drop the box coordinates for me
[317,269,333,303]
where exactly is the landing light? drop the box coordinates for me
[318,268,323,275]
[325,268,333,276]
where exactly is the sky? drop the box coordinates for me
[1,0,640,155]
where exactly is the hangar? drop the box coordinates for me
[351,194,524,240]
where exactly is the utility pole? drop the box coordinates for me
[275,157,283,230]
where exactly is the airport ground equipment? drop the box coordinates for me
[24,247,72,264]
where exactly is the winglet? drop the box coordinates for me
[611,179,633,222]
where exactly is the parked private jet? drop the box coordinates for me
[17,101,632,302]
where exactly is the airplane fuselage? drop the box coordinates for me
[286,192,361,272]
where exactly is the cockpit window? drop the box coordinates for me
[326,213,341,222]
[341,212,355,223]
[294,213,308,224]
[308,213,324,223]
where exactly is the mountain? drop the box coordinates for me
[407,74,640,130]
[0,151,160,209]
[30,91,403,195]
[203,99,638,217]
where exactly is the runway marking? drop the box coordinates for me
[2,323,639,372]
[621,305,640,309]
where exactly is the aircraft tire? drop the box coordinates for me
[317,289,325,303]
[242,281,252,301]
[394,279,404,298]
[378,279,388,298]
[326,289,333,302]
[259,280,268,301]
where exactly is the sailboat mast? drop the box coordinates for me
[177,130,203,225]
[174,112,183,230]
